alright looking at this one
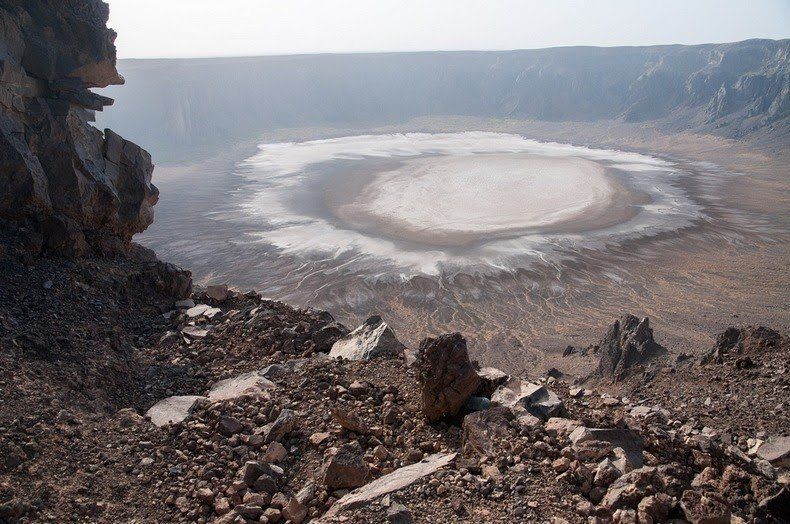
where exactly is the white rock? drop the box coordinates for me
[146,395,205,427]
[329,316,405,361]
[186,304,211,318]
[208,371,276,401]
[756,436,790,467]
[491,378,563,420]
[203,307,222,319]
[182,326,209,338]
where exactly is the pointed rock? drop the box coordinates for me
[597,315,665,380]
[329,316,405,360]
[490,378,563,420]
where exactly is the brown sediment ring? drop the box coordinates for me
[324,154,649,248]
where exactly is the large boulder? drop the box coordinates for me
[601,467,665,510]
[329,316,405,361]
[0,0,162,256]
[597,315,666,380]
[569,427,644,470]
[415,333,481,422]
[490,378,563,420]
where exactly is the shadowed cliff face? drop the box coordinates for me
[98,40,789,162]
[0,0,158,256]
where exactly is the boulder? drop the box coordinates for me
[601,467,665,510]
[207,371,276,401]
[145,395,205,427]
[329,316,405,360]
[415,333,481,422]
[475,367,509,397]
[490,378,563,420]
[322,442,369,489]
[331,406,366,433]
[320,453,456,518]
[754,436,790,467]
[217,416,243,436]
[282,497,308,524]
[462,406,514,456]
[596,315,666,380]
[545,417,583,438]
[206,284,229,302]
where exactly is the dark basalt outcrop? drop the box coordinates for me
[596,314,666,380]
[701,325,783,365]
[0,0,158,256]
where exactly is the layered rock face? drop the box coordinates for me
[0,0,158,256]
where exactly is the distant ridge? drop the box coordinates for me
[98,39,789,161]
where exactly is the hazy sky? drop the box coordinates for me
[106,0,790,59]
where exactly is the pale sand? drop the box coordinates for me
[330,153,639,246]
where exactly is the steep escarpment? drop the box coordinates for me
[0,0,158,256]
[98,40,790,161]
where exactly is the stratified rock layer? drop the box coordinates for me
[0,0,158,255]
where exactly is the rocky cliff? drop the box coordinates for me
[98,40,790,162]
[0,0,158,256]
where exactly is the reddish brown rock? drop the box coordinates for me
[680,489,731,524]
[416,333,481,422]
[322,442,369,489]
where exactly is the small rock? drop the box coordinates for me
[322,442,369,489]
[387,503,413,523]
[218,416,244,436]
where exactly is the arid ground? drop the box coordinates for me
[140,118,789,376]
